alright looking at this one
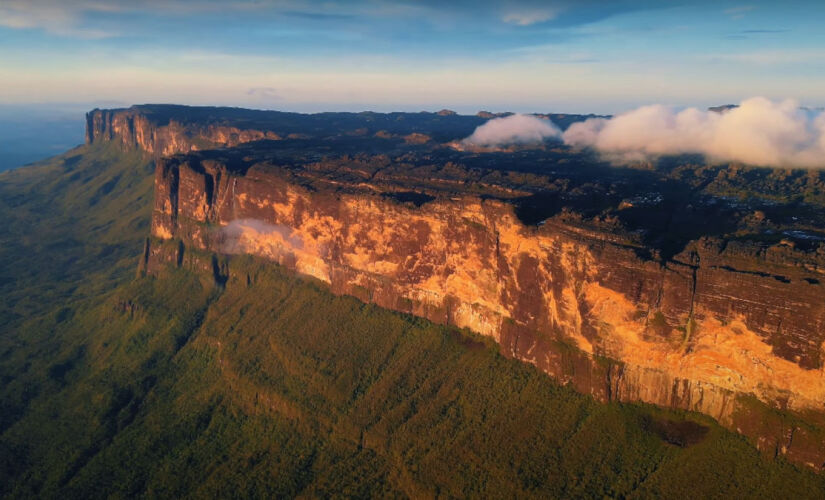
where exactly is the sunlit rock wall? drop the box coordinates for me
[86,108,281,156]
[147,156,825,469]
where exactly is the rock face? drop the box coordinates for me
[86,107,283,156]
[94,106,825,470]
[148,156,825,468]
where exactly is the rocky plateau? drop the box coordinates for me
[89,105,825,470]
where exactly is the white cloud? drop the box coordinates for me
[562,97,825,168]
[0,0,280,38]
[463,114,561,147]
[0,0,116,38]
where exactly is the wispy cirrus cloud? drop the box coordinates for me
[502,7,560,26]
[723,28,789,40]
[0,0,285,38]
[724,5,755,20]
[2,0,824,112]
[0,0,673,42]
[0,0,118,38]
[740,29,788,34]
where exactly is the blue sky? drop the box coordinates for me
[1,0,824,114]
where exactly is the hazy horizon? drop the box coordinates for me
[4,95,825,172]
[3,0,825,170]
[2,0,825,113]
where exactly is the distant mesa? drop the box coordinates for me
[346,127,370,136]
[436,109,457,116]
[477,111,514,119]
[708,104,739,113]
[404,132,431,144]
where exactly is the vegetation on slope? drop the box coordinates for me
[0,141,154,436]
[0,141,154,326]
[0,142,824,498]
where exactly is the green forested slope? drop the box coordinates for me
[1,144,824,498]
[0,141,154,325]
[0,142,154,437]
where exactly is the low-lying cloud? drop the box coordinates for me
[562,97,825,168]
[463,98,825,168]
[462,114,561,148]
[219,219,304,254]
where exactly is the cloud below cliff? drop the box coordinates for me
[463,114,562,147]
[562,97,825,168]
[220,219,305,254]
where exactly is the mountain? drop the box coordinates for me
[125,105,825,469]
[1,105,825,497]
[708,104,739,113]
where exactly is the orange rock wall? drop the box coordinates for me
[147,157,825,472]
[86,108,281,156]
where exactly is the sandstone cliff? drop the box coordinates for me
[148,153,825,468]
[93,106,825,469]
[87,106,285,155]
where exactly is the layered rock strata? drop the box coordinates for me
[145,154,825,469]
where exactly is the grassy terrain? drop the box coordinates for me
[1,143,824,498]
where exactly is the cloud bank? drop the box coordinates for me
[462,114,561,147]
[461,98,825,168]
[562,98,825,168]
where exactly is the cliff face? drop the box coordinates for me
[90,106,825,469]
[86,108,283,156]
[146,155,825,469]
